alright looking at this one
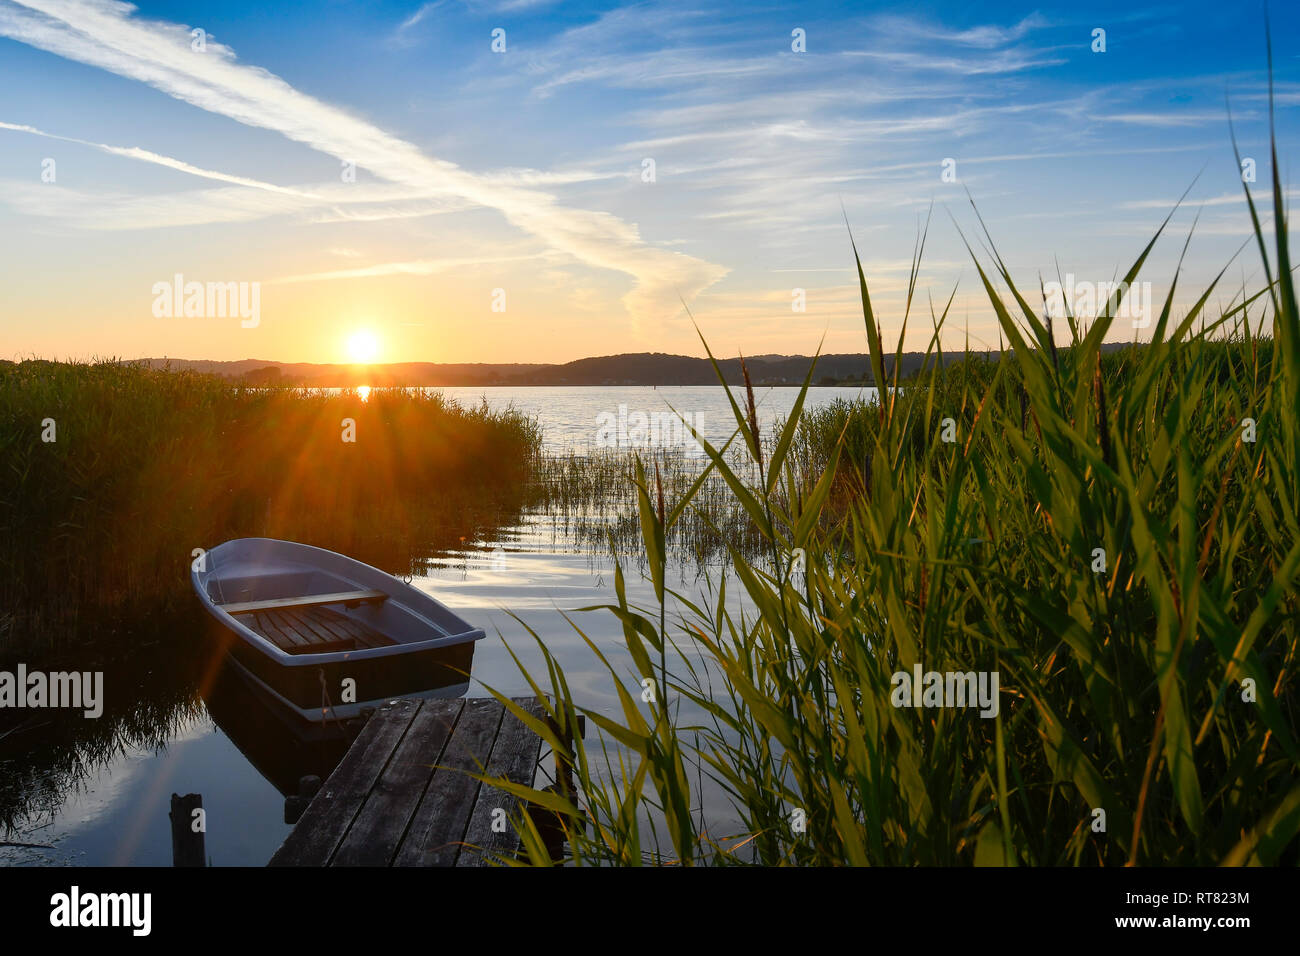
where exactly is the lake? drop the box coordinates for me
[0,385,871,866]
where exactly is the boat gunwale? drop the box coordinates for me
[220,651,472,723]
[192,537,487,666]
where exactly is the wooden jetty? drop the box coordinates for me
[269,695,555,867]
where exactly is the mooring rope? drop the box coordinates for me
[317,666,346,732]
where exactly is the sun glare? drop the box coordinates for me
[345,329,381,364]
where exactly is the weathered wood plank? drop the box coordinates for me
[278,608,360,653]
[270,695,554,867]
[391,697,504,867]
[305,606,392,649]
[265,608,357,654]
[293,608,343,644]
[250,604,402,654]
[268,609,317,645]
[252,610,304,649]
[268,698,417,866]
[222,589,387,615]
[301,606,356,644]
[330,699,464,866]
[457,697,546,867]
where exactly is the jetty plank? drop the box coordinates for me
[268,697,418,866]
[269,695,550,867]
[458,697,547,866]
[392,697,506,867]
[330,699,464,866]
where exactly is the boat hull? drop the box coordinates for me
[213,621,475,722]
[193,538,483,723]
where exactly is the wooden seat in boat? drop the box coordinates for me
[218,589,387,615]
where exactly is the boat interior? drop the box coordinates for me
[207,567,396,654]
[238,603,395,654]
[199,542,476,653]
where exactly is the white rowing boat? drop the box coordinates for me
[192,538,483,722]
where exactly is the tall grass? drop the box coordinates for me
[482,116,1300,866]
[0,364,542,652]
[526,444,769,567]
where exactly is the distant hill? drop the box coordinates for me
[140,358,551,386]
[140,345,1136,387]
[141,352,919,386]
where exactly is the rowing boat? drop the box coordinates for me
[192,538,483,722]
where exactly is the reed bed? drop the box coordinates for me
[526,445,770,566]
[0,367,542,653]
[484,121,1300,866]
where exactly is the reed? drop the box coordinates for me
[482,113,1300,866]
[0,366,542,652]
[526,444,769,567]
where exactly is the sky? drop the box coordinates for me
[0,0,1296,365]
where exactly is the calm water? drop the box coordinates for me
[0,386,870,866]
[431,384,873,453]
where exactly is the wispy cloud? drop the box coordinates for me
[0,169,479,230]
[0,119,316,196]
[841,47,1067,75]
[397,1,446,33]
[0,179,321,229]
[0,0,727,319]
[1097,111,1235,127]
[1121,187,1299,209]
[273,254,540,284]
[0,119,619,226]
[1,0,1285,362]
[863,12,1053,48]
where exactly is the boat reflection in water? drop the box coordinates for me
[202,649,473,822]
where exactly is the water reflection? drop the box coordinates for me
[202,639,474,802]
[202,664,355,801]
[0,598,478,863]
[0,605,212,855]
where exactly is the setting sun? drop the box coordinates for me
[345,329,381,364]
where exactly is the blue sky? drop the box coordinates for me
[0,0,1296,364]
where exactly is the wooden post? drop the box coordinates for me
[529,712,587,862]
[169,793,205,867]
[344,705,376,739]
[284,775,323,825]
